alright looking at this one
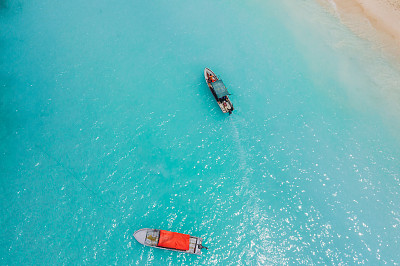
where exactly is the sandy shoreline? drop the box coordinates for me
[355,0,400,44]
[321,0,400,59]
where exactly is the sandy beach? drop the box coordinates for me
[355,0,400,44]
[323,0,400,58]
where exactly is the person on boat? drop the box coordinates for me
[208,73,215,83]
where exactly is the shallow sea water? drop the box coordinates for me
[1,0,400,264]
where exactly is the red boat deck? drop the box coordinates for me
[157,230,190,251]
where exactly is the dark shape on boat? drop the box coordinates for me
[133,228,207,255]
[204,68,234,114]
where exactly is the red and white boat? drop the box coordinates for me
[133,228,207,255]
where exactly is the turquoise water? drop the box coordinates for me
[1,0,400,264]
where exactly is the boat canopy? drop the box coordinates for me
[157,230,190,251]
[212,80,229,99]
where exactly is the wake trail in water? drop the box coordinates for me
[231,121,247,170]
[229,117,252,196]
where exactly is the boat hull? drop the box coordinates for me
[204,68,234,114]
[133,228,204,255]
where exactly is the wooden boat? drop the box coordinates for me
[133,228,208,255]
[204,68,234,114]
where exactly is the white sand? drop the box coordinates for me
[355,0,400,43]
[321,0,400,59]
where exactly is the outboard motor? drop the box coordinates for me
[198,244,208,250]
